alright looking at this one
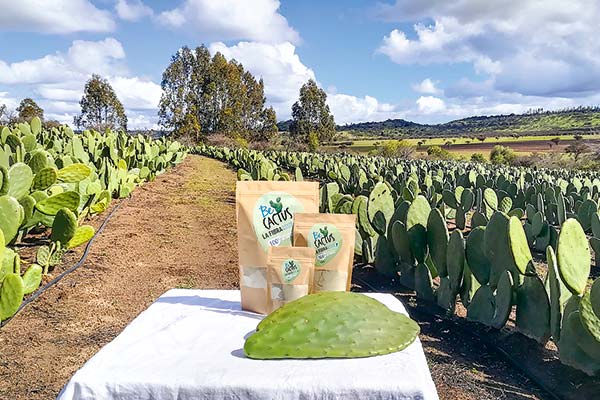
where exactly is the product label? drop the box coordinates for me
[281,258,301,283]
[308,223,343,266]
[253,191,303,251]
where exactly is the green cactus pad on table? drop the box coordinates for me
[245,292,420,359]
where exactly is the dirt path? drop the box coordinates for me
[0,155,552,400]
[0,155,239,399]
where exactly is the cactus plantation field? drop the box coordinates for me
[1,121,600,399]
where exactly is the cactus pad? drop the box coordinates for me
[516,275,551,343]
[406,195,431,230]
[7,163,33,200]
[57,163,92,183]
[0,195,24,243]
[0,273,24,321]
[35,191,80,215]
[546,246,570,341]
[591,278,600,318]
[467,285,495,326]
[50,208,77,244]
[245,292,420,359]
[559,311,600,376]
[447,230,464,292]
[67,225,95,249]
[557,218,590,295]
[508,216,532,274]
[492,270,514,329]
[465,226,490,285]
[436,277,456,313]
[427,209,448,277]
[579,290,600,343]
[22,264,43,294]
[32,167,58,190]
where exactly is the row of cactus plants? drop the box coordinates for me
[196,144,600,375]
[0,118,186,321]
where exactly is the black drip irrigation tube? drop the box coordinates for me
[0,199,127,329]
[353,275,563,400]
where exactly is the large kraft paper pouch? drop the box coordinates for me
[293,213,356,292]
[236,181,319,314]
[266,246,315,313]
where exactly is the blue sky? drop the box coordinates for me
[1,0,600,128]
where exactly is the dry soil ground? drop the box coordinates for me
[0,155,551,400]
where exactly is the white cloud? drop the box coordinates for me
[327,94,405,125]
[111,76,162,110]
[376,1,600,97]
[0,0,114,34]
[209,41,315,118]
[416,96,446,114]
[0,38,126,85]
[159,0,299,43]
[0,38,162,128]
[115,0,153,21]
[0,92,18,110]
[412,78,442,95]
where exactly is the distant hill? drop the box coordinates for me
[279,107,600,138]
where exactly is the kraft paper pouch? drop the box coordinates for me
[236,181,319,314]
[266,246,315,313]
[293,213,356,293]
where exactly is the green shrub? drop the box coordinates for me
[427,145,453,160]
[308,131,319,152]
[471,153,486,163]
[378,140,415,158]
[490,145,516,165]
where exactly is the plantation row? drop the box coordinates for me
[0,118,186,321]
[195,144,600,376]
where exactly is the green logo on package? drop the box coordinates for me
[309,223,343,266]
[282,258,301,283]
[253,191,304,251]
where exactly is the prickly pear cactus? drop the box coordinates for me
[465,226,490,285]
[467,285,495,326]
[35,191,80,215]
[0,273,24,320]
[50,208,77,245]
[557,218,590,295]
[508,216,532,274]
[426,209,448,277]
[0,195,24,243]
[245,292,420,359]
[67,225,95,249]
[591,278,600,318]
[516,275,551,343]
[492,270,513,329]
[22,264,43,295]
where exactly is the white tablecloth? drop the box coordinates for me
[58,289,439,400]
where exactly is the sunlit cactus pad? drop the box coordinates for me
[244,292,420,359]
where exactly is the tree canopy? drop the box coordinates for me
[74,74,127,131]
[158,45,277,142]
[16,98,44,122]
[290,79,336,148]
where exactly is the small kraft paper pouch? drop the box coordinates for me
[293,213,356,292]
[236,181,319,314]
[266,246,315,313]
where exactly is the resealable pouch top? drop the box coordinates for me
[293,213,356,293]
[266,246,315,313]
[236,181,319,314]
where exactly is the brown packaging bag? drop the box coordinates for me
[266,246,315,313]
[293,213,356,293]
[236,181,319,314]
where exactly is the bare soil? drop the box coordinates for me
[0,156,238,399]
[0,155,562,400]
